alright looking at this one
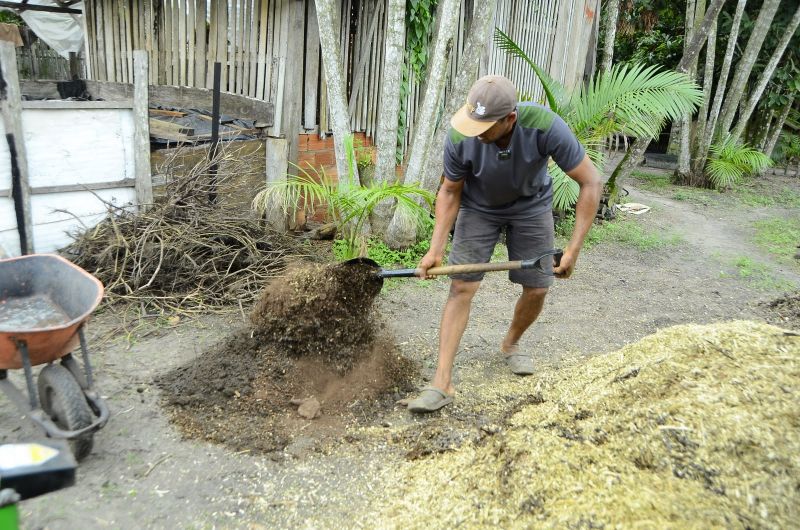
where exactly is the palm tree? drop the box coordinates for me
[494,29,703,210]
[252,135,435,259]
[705,135,773,189]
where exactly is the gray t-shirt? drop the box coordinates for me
[443,102,585,218]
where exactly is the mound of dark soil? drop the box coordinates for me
[157,262,417,454]
[250,262,383,373]
[760,291,800,330]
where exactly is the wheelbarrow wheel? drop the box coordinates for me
[37,364,94,461]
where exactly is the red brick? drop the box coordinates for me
[313,151,335,166]
[301,134,334,151]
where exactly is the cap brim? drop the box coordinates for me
[450,105,496,137]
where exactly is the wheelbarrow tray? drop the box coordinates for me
[0,255,103,370]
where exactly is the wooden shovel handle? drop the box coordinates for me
[422,260,524,276]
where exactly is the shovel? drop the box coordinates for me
[345,248,563,287]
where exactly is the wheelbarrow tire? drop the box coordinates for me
[38,364,94,461]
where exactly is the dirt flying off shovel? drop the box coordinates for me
[346,249,563,288]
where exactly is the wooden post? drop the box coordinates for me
[133,50,153,210]
[80,2,93,80]
[284,0,304,169]
[69,52,79,79]
[304,0,321,131]
[0,42,33,254]
[264,137,288,231]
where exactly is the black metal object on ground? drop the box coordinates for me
[0,439,76,501]
[209,62,221,205]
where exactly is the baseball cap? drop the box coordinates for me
[450,75,517,137]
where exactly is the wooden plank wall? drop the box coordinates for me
[82,0,595,153]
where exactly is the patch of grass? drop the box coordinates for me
[733,183,800,208]
[774,187,800,208]
[631,170,670,191]
[726,256,796,291]
[670,186,718,204]
[734,188,776,207]
[753,218,800,261]
[631,171,721,205]
[556,215,682,251]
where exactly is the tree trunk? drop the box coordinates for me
[729,2,800,144]
[694,12,716,154]
[401,0,461,188]
[693,0,746,175]
[763,95,795,160]
[675,0,699,183]
[419,0,499,194]
[753,110,773,151]
[371,0,406,236]
[607,0,726,192]
[600,0,620,74]
[384,0,461,247]
[374,0,406,185]
[716,0,781,139]
[315,0,358,188]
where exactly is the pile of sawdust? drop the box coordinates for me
[157,262,417,453]
[370,321,799,528]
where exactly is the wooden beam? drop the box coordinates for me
[21,100,133,109]
[149,117,194,136]
[0,42,33,253]
[149,108,187,117]
[133,50,153,210]
[189,128,258,140]
[0,178,137,198]
[83,80,275,126]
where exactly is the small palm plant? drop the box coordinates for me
[494,28,703,211]
[705,135,773,189]
[252,135,434,259]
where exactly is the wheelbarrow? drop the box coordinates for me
[0,254,109,461]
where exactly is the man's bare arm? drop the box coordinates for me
[554,155,602,278]
[417,178,464,277]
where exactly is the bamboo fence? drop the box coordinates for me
[79,0,596,151]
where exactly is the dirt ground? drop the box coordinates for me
[2,168,799,529]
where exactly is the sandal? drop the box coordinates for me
[505,353,535,375]
[406,386,454,413]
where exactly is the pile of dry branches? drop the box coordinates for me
[63,145,307,311]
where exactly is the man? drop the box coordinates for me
[406,75,601,413]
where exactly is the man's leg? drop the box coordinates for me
[502,210,555,372]
[501,286,548,354]
[431,279,481,395]
[407,209,499,411]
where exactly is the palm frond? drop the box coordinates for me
[705,135,773,189]
[550,165,580,212]
[571,63,702,141]
[493,28,569,113]
[253,169,338,221]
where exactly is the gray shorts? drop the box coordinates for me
[448,207,555,288]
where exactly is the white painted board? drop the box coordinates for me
[0,197,18,257]
[23,108,136,187]
[0,106,139,256]
[29,188,136,254]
